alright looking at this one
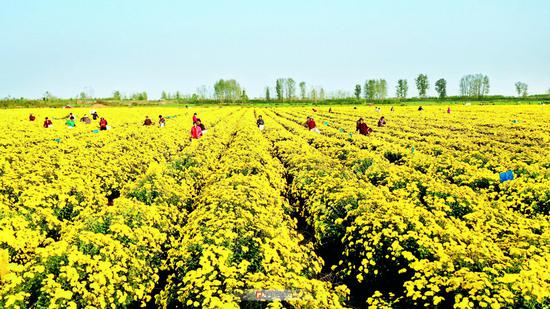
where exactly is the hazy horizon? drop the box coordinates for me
[1,0,549,99]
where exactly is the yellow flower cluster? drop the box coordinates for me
[263,105,549,308]
[0,107,232,307]
[0,104,548,308]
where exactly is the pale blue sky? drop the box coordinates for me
[1,0,549,99]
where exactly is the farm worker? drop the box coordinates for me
[29,113,36,121]
[418,106,424,111]
[159,115,166,127]
[67,113,75,121]
[65,119,76,128]
[378,116,386,127]
[305,117,320,133]
[391,106,394,112]
[143,116,153,126]
[447,107,451,114]
[257,115,265,131]
[196,119,207,134]
[190,122,202,139]
[92,111,99,120]
[328,108,332,113]
[80,115,91,124]
[356,118,372,136]
[99,117,108,130]
[43,117,53,128]
[192,113,198,123]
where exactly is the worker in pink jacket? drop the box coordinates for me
[190,122,202,139]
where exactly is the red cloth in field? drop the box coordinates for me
[307,119,316,129]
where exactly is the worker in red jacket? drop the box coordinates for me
[305,116,320,133]
[43,117,53,128]
[99,117,108,130]
[29,113,36,121]
[143,116,153,126]
[356,118,373,135]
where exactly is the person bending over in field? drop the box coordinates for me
[447,107,451,114]
[67,112,75,121]
[29,113,36,121]
[99,117,108,130]
[305,116,320,133]
[80,114,91,124]
[418,106,424,111]
[43,117,53,128]
[190,122,202,139]
[92,111,99,120]
[143,116,153,126]
[356,118,372,136]
[257,115,265,131]
[197,119,207,134]
[159,115,166,127]
[378,116,386,127]
[192,113,198,124]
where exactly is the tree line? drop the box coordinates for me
[265,73,493,102]
[14,74,543,103]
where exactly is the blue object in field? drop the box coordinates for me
[411,146,415,153]
[499,170,514,183]
[339,128,344,133]
[54,138,61,143]
[512,119,518,123]
[92,129,99,133]
[323,121,329,126]
[348,132,353,138]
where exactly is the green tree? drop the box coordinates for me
[299,81,306,100]
[214,79,242,103]
[160,91,168,100]
[435,78,447,99]
[113,90,122,100]
[241,90,249,102]
[364,80,376,100]
[515,81,528,97]
[459,74,490,98]
[265,87,271,101]
[319,88,326,101]
[375,79,387,99]
[354,84,361,100]
[310,88,318,102]
[276,79,284,101]
[286,78,296,100]
[415,74,429,98]
[396,79,408,98]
